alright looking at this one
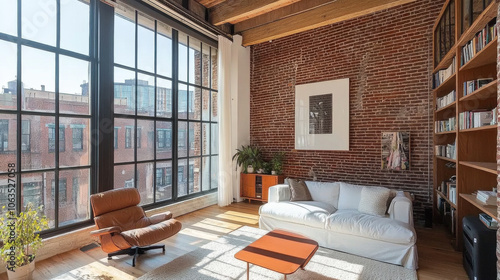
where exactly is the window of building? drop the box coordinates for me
[114,128,119,149]
[0,120,8,152]
[49,126,65,153]
[137,127,142,148]
[72,128,83,151]
[125,127,132,149]
[21,120,30,151]
[52,178,68,204]
[72,177,79,203]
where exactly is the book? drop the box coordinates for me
[479,213,498,229]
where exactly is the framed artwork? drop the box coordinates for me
[381,132,410,170]
[294,79,349,151]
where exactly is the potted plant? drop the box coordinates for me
[270,152,286,175]
[0,204,49,280]
[232,145,264,173]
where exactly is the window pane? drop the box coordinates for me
[0,40,17,110]
[202,89,210,121]
[178,121,187,158]
[211,91,218,122]
[22,0,57,46]
[114,164,135,189]
[137,119,154,161]
[189,122,200,156]
[202,43,210,87]
[0,115,16,173]
[178,32,188,82]
[0,0,17,36]
[156,121,172,159]
[211,47,218,90]
[58,168,90,226]
[157,23,172,78]
[189,37,201,85]
[211,156,218,189]
[202,157,209,191]
[21,115,55,170]
[211,123,218,154]
[60,117,90,167]
[202,123,210,155]
[157,78,172,118]
[137,162,154,205]
[0,175,12,216]
[178,83,187,119]
[114,10,136,68]
[114,118,134,163]
[61,0,90,55]
[22,172,56,229]
[22,46,55,112]
[137,13,155,73]
[137,73,154,116]
[156,161,172,202]
[114,67,136,115]
[59,55,90,115]
[189,86,201,120]
[177,159,187,197]
[189,157,200,194]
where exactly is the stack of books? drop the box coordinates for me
[479,213,498,229]
[476,190,496,205]
[433,56,456,88]
[459,110,496,129]
[448,184,456,205]
[435,142,456,159]
[435,117,456,133]
[463,78,494,96]
[436,90,456,109]
[461,19,497,66]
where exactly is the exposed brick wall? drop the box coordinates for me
[249,0,444,223]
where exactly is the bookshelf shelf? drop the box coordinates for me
[459,125,496,133]
[460,194,498,222]
[437,189,457,209]
[433,0,498,251]
[459,161,496,174]
[459,80,497,103]
[459,38,497,71]
[436,156,457,163]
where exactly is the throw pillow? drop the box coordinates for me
[288,178,312,201]
[304,181,340,208]
[358,187,391,216]
[337,182,364,210]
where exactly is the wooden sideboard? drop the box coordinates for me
[240,173,285,203]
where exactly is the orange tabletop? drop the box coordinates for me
[234,229,319,276]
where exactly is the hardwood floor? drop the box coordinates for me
[0,202,468,280]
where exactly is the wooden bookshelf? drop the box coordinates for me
[432,0,498,251]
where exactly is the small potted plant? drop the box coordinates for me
[270,152,286,175]
[0,204,49,280]
[232,145,264,174]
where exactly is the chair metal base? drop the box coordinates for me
[107,245,166,267]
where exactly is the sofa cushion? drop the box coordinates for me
[288,178,312,201]
[326,210,415,244]
[304,181,340,208]
[358,187,391,216]
[337,182,364,210]
[260,201,336,229]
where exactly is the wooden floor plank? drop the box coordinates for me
[0,202,468,280]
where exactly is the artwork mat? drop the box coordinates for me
[295,78,349,151]
[381,131,410,170]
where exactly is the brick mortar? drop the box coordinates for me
[249,0,445,223]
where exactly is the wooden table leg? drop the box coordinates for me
[284,274,287,280]
[247,262,249,280]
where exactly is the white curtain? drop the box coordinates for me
[217,36,233,207]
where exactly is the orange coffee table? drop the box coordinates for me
[234,229,319,280]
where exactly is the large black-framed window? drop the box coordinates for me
[0,0,218,236]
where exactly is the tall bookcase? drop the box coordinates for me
[432,0,498,250]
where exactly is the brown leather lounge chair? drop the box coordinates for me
[90,188,182,267]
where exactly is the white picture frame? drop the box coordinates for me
[295,79,349,151]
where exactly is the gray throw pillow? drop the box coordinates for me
[288,178,312,201]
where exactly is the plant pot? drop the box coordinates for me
[246,165,254,173]
[7,258,35,280]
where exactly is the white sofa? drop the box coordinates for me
[259,181,418,269]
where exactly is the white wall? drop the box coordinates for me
[230,35,251,202]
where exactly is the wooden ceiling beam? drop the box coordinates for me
[241,0,416,46]
[234,0,337,34]
[209,0,301,26]
[197,0,227,9]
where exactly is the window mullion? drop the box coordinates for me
[172,29,178,200]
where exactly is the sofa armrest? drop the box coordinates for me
[268,184,291,203]
[388,191,413,226]
[90,226,121,237]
